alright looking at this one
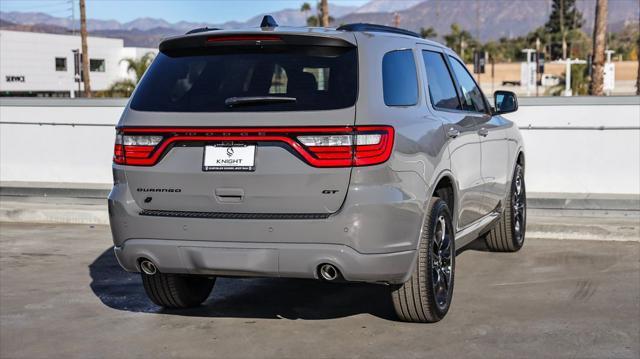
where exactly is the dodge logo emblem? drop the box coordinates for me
[226,147,234,157]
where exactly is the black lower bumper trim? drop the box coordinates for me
[139,209,331,220]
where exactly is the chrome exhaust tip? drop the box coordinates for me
[140,259,157,275]
[318,263,339,281]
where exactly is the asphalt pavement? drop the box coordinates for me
[0,222,638,358]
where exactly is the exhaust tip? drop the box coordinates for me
[318,263,339,281]
[140,259,157,275]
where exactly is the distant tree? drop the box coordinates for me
[105,52,155,97]
[608,23,640,61]
[303,1,320,26]
[319,0,329,27]
[420,27,437,40]
[304,1,333,27]
[103,79,136,98]
[444,24,477,62]
[120,52,155,84]
[300,2,312,24]
[545,0,584,60]
[306,16,319,27]
[547,63,589,96]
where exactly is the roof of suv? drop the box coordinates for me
[160,15,445,52]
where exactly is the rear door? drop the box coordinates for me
[420,49,485,229]
[118,34,359,214]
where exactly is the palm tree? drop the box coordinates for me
[589,0,607,95]
[300,2,311,20]
[301,2,318,26]
[120,52,155,84]
[319,0,329,27]
[420,27,438,40]
[107,52,155,97]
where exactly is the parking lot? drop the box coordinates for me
[0,222,638,358]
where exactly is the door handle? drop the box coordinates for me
[447,127,460,138]
[478,127,489,137]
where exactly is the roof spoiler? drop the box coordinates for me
[160,33,355,53]
[337,23,420,38]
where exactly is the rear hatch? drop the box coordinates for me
[116,32,367,215]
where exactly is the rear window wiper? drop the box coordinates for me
[224,96,297,107]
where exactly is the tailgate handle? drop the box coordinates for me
[215,188,244,203]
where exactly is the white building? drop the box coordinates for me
[0,30,157,97]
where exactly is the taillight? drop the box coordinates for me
[113,126,394,168]
[296,126,394,167]
[113,133,163,165]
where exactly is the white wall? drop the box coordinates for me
[503,97,640,194]
[0,97,639,195]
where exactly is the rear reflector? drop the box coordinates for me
[113,126,394,167]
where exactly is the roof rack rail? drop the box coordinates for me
[336,23,420,38]
[185,27,221,35]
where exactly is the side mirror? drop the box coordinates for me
[493,90,518,115]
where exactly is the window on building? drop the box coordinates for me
[448,56,487,113]
[89,59,105,72]
[382,50,418,107]
[55,57,67,72]
[422,51,461,111]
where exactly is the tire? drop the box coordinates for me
[486,163,526,252]
[391,197,455,323]
[141,271,215,308]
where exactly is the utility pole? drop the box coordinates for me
[319,0,329,27]
[79,0,91,97]
[589,0,607,96]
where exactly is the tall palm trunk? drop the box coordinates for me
[320,0,329,27]
[79,0,91,97]
[589,0,607,95]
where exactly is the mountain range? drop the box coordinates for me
[1,0,638,48]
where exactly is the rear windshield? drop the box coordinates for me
[130,46,358,112]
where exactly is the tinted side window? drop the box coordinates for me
[448,57,487,113]
[382,50,418,106]
[422,51,461,110]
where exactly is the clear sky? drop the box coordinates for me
[0,0,371,24]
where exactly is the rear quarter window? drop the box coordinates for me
[382,49,418,107]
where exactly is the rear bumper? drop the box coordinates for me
[114,239,415,283]
[108,167,428,284]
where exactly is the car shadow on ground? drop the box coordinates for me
[88,247,398,320]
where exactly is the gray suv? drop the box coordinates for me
[109,18,525,323]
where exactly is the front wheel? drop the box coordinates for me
[391,197,455,323]
[486,163,526,252]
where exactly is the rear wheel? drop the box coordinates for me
[486,163,526,252]
[141,271,215,308]
[391,197,455,323]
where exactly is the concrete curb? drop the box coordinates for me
[0,198,109,225]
